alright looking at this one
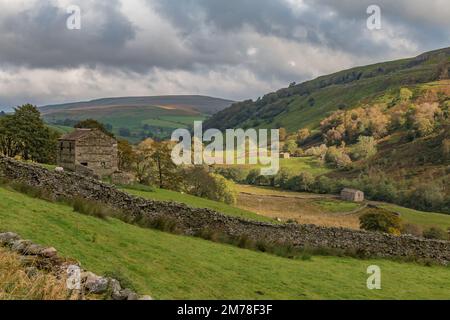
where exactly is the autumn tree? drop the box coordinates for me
[133,138,154,184]
[278,127,287,141]
[407,102,442,138]
[181,166,237,204]
[150,141,181,189]
[296,128,310,145]
[282,140,298,154]
[352,136,377,160]
[117,139,135,171]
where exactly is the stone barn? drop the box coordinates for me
[57,129,118,178]
[340,188,365,202]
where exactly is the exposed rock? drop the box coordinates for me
[83,272,109,294]
[120,288,139,300]
[109,279,126,300]
[24,244,45,255]
[40,247,58,258]
[1,232,151,300]
[11,240,33,253]
[0,232,19,244]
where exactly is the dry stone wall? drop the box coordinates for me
[1,156,449,265]
[0,232,152,300]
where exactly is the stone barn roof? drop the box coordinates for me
[58,128,116,143]
[341,188,363,194]
[59,129,93,141]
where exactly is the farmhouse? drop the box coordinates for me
[280,152,290,159]
[340,188,365,202]
[57,128,118,178]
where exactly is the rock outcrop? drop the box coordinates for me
[0,232,151,300]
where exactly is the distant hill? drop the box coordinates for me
[40,95,234,116]
[204,47,450,132]
[40,95,234,142]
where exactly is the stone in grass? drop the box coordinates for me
[119,288,139,300]
[109,279,127,300]
[83,272,109,294]
[11,240,33,253]
[24,244,45,255]
[0,232,20,245]
[40,247,58,258]
[139,295,153,300]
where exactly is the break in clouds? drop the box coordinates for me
[0,0,449,109]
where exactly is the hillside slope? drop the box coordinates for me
[205,47,450,132]
[1,186,449,299]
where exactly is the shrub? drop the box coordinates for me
[305,144,328,158]
[71,197,110,219]
[282,140,298,154]
[325,146,352,169]
[423,227,448,240]
[404,183,446,212]
[273,168,291,188]
[351,136,377,160]
[359,209,402,234]
[287,172,315,192]
[314,176,339,194]
[214,167,246,183]
[245,169,260,185]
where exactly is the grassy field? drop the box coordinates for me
[218,156,331,177]
[313,199,361,213]
[120,184,275,223]
[236,185,450,230]
[381,204,450,230]
[1,186,449,299]
[236,185,361,229]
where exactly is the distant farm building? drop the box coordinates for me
[57,129,118,178]
[340,188,365,202]
[280,152,291,159]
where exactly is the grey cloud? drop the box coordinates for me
[0,0,136,69]
[0,0,449,108]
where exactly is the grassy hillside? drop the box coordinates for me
[41,95,233,142]
[120,184,275,223]
[216,156,332,178]
[205,47,450,132]
[1,186,449,299]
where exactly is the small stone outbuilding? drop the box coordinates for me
[340,188,365,202]
[280,152,291,159]
[57,129,118,178]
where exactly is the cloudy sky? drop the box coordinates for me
[0,0,449,110]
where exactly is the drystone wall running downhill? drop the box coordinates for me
[1,156,450,265]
